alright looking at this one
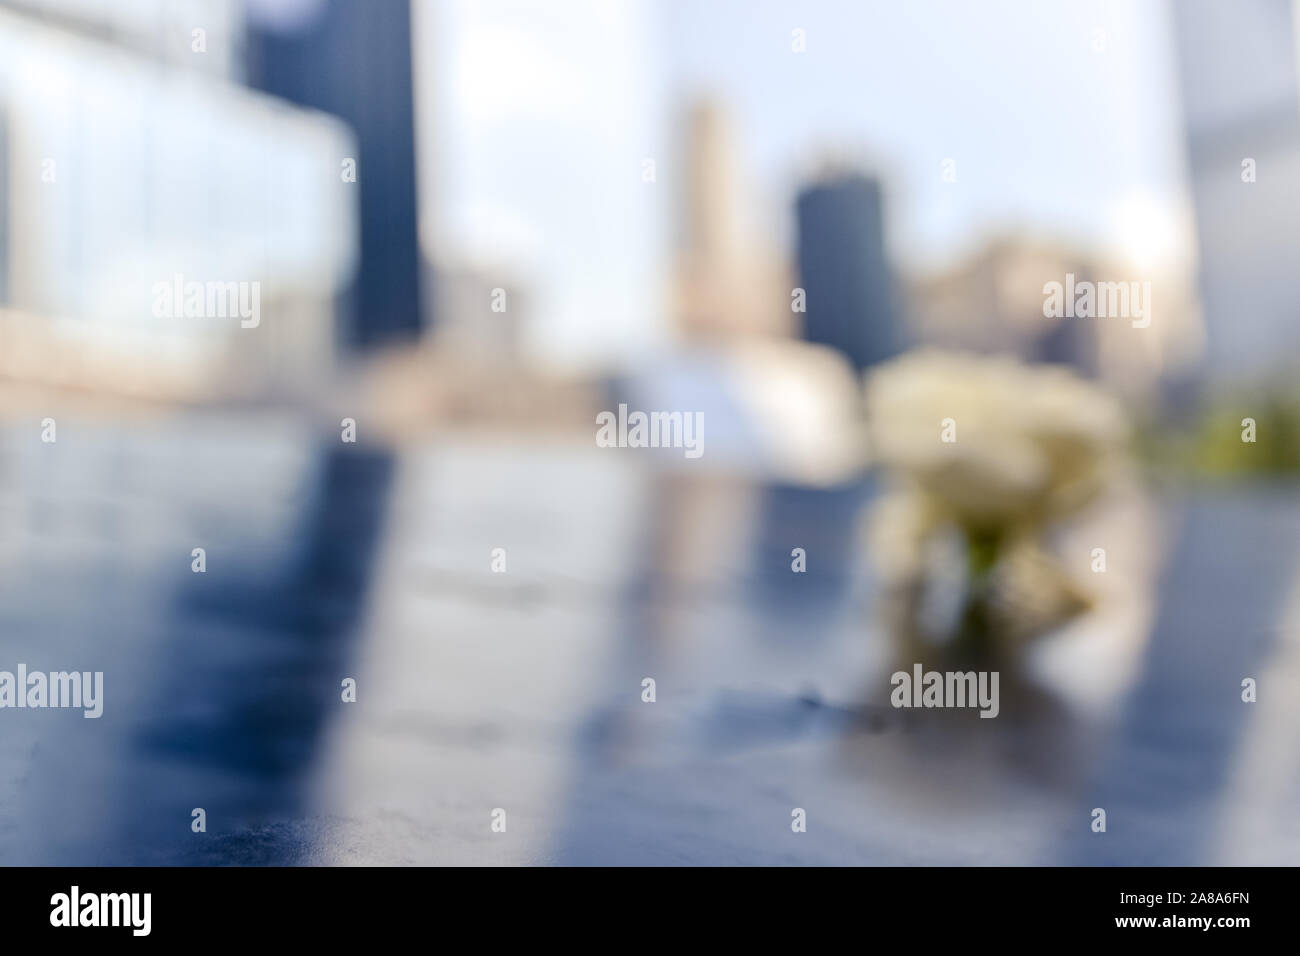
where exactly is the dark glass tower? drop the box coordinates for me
[795,173,900,370]
[245,0,423,350]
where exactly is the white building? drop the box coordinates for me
[1172,0,1300,381]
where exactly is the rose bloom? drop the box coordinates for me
[865,350,1129,534]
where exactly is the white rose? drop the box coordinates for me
[865,350,1128,532]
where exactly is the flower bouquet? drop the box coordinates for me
[865,350,1129,670]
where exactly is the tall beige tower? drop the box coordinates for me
[673,100,792,342]
[683,101,743,270]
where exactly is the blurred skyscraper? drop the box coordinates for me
[673,100,793,343]
[795,171,900,371]
[1172,0,1300,380]
[245,0,422,351]
[0,0,353,396]
[682,101,742,278]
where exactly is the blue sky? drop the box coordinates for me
[422,0,1193,369]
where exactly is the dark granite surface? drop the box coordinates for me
[2,418,1298,865]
